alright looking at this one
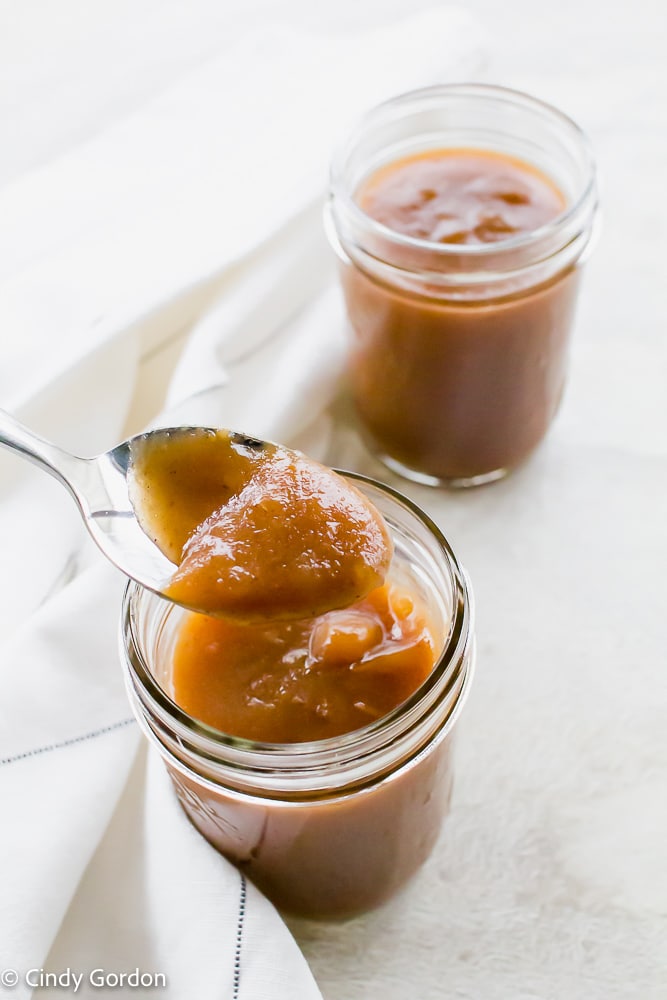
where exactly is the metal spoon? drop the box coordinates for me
[0,410,393,621]
[0,407,192,597]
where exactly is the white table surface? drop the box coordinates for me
[1,1,665,998]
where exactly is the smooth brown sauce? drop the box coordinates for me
[128,429,393,620]
[172,580,437,743]
[343,147,574,483]
[358,147,565,245]
[129,429,440,743]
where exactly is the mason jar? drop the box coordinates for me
[326,84,599,487]
[120,474,474,918]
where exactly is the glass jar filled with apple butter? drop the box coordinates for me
[327,84,598,486]
[121,473,474,919]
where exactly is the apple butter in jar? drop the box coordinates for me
[121,470,474,919]
[327,84,598,486]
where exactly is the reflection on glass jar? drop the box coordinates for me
[327,84,598,487]
[120,474,474,918]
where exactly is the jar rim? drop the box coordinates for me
[120,471,474,780]
[329,82,598,264]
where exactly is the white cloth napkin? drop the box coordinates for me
[0,8,483,999]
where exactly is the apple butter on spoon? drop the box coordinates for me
[0,410,391,620]
[128,428,393,621]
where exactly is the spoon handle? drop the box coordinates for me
[0,408,87,497]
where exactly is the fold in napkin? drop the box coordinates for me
[0,9,483,998]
